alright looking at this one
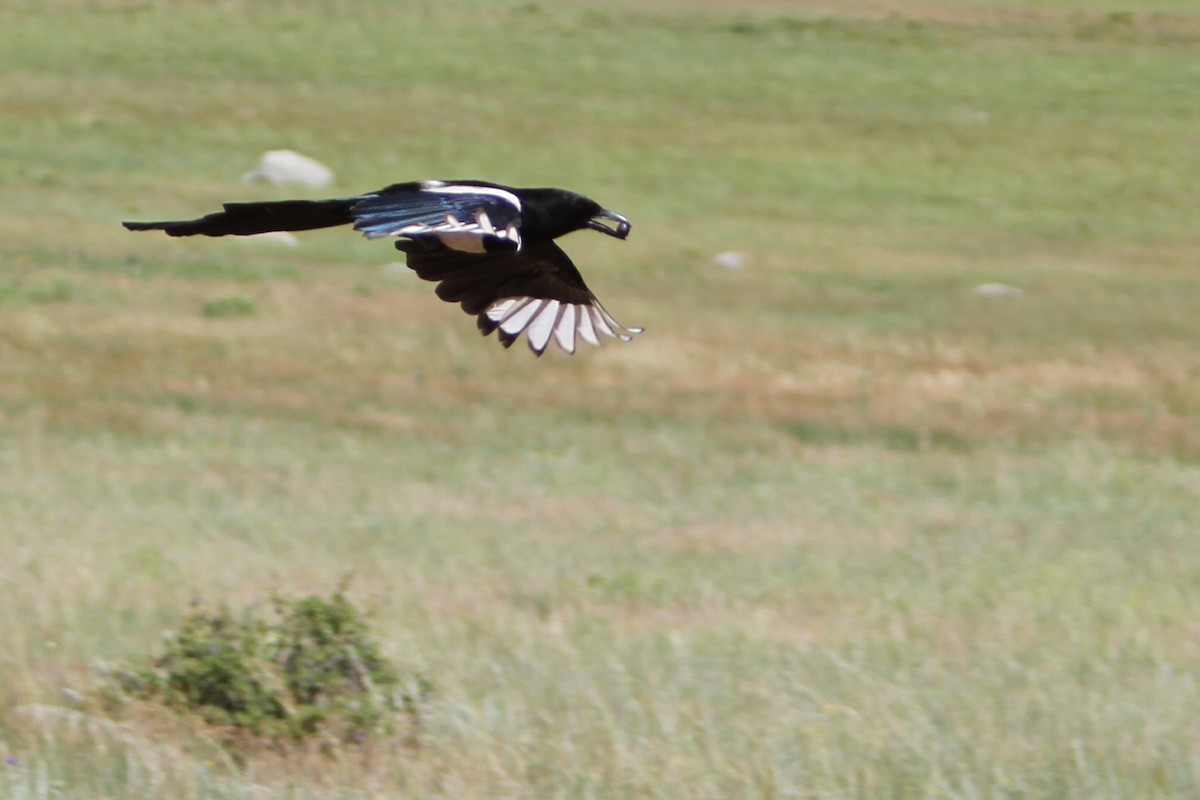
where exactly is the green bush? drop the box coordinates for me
[113,593,430,745]
[201,294,257,318]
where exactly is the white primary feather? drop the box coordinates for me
[498,299,543,334]
[589,306,616,339]
[553,304,577,354]
[524,301,561,354]
[486,298,520,321]
[576,305,600,347]
[484,296,641,353]
[593,301,643,341]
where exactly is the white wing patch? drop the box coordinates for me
[391,208,521,252]
[485,296,643,356]
[419,181,522,212]
[384,208,516,251]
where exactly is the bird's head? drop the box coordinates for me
[517,188,631,242]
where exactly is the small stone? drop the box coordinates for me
[973,282,1024,298]
[242,231,301,247]
[713,251,747,270]
[242,149,334,188]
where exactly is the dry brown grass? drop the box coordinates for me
[4,255,1197,456]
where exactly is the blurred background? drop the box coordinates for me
[2,0,1199,797]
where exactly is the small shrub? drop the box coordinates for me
[201,294,256,318]
[112,592,430,746]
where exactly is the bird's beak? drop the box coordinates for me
[587,210,631,239]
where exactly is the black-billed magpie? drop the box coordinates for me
[123,180,642,355]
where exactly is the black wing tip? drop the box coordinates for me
[478,316,524,351]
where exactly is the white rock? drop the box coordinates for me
[973,282,1024,297]
[713,251,748,270]
[242,149,334,188]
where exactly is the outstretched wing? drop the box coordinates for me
[352,181,524,253]
[396,238,642,356]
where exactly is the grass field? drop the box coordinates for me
[2,0,1200,797]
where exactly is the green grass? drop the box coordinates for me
[2,1,1200,797]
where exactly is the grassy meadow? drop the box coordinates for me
[2,0,1200,797]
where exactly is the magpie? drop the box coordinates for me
[123,180,642,355]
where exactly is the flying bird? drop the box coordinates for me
[123,180,642,355]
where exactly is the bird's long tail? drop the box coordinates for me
[123,197,359,237]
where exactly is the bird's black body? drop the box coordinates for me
[124,180,640,355]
